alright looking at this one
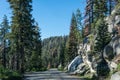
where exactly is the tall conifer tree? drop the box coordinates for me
[8,0,34,73]
[94,18,111,56]
[0,15,9,68]
[68,13,78,61]
[29,23,42,71]
[76,9,83,43]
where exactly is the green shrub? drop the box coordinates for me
[2,71,23,80]
[117,63,120,71]
[0,66,23,80]
[97,59,110,77]
[39,67,47,71]
[58,64,64,71]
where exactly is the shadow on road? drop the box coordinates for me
[24,68,84,80]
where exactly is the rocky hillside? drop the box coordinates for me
[67,3,120,80]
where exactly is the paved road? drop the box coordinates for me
[24,68,83,80]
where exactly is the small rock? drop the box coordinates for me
[111,71,120,80]
[110,61,117,70]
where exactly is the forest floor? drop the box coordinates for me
[24,68,84,80]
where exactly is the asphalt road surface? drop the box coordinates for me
[24,68,84,80]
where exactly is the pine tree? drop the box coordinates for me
[84,0,116,36]
[95,18,111,77]
[8,0,34,73]
[64,40,69,65]
[29,23,42,71]
[59,41,65,67]
[68,13,78,62]
[84,0,94,35]
[75,9,83,43]
[0,15,9,68]
[85,0,108,54]
[93,0,108,19]
[94,18,111,57]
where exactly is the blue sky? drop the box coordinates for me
[0,0,86,39]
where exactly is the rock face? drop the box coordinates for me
[68,55,83,72]
[68,42,96,74]
[103,36,120,71]
[104,36,120,59]
[104,6,120,72]
[106,5,120,38]
[74,63,90,75]
[110,71,120,80]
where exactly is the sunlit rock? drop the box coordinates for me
[74,63,89,74]
[68,55,83,72]
[111,71,120,80]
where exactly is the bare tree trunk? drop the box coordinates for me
[20,31,25,73]
[2,28,6,68]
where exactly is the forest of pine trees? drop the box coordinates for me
[42,36,68,69]
[0,0,42,79]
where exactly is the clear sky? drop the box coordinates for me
[0,0,86,39]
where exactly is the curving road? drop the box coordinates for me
[24,68,84,80]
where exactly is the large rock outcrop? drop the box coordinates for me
[68,5,120,74]
[105,5,120,80]
[68,55,83,72]
[68,42,96,75]
[104,5,120,71]
[104,36,120,60]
